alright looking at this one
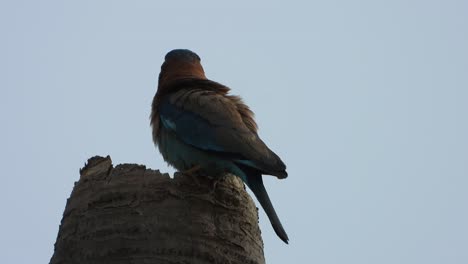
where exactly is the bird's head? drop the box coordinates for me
[158,49,207,86]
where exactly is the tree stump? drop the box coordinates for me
[50,156,265,264]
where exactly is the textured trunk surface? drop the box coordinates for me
[50,156,265,264]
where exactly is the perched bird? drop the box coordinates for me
[151,49,289,243]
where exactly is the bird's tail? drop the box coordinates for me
[245,170,289,244]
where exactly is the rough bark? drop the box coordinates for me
[50,156,265,264]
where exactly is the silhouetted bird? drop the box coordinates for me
[151,49,289,243]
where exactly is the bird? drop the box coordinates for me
[151,49,289,244]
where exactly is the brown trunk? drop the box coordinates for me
[50,156,265,264]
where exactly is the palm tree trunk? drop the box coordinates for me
[50,156,265,264]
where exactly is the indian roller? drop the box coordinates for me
[151,49,289,244]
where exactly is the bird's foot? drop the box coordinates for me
[182,165,201,176]
[182,165,202,186]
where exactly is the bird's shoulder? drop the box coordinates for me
[161,78,258,133]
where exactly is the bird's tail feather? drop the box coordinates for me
[245,170,289,244]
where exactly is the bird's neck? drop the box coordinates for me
[159,63,207,87]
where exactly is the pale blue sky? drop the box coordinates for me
[1,1,467,263]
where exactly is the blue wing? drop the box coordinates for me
[158,90,286,177]
[159,97,230,154]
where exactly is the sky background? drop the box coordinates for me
[1,0,467,263]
